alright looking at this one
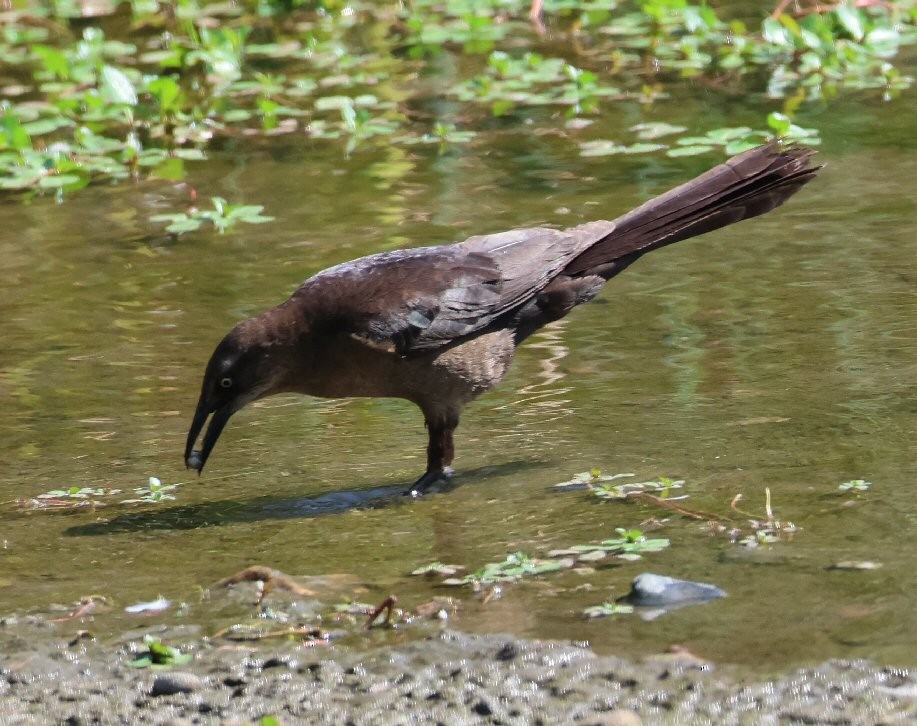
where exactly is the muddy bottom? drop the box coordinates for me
[1,622,914,725]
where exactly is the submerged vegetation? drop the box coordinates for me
[0,0,915,208]
[410,527,669,589]
[555,469,804,547]
[18,476,178,509]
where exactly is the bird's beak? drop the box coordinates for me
[184,397,235,474]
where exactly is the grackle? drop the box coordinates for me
[185,143,818,495]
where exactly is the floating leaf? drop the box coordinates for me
[579,140,625,156]
[630,122,687,140]
[38,173,87,189]
[411,562,464,576]
[667,145,714,157]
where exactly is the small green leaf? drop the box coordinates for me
[147,76,183,112]
[490,99,515,117]
[762,17,792,46]
[767,111,792,135]
[172,148,207,161]
[315,96,355,111]
[23,117,73,136]
[129,638,192,668]
[1,111,31,151]
[340,104,357,131]
[839,479,871,492]
[834,5,864,41]
[151,157,185,182]
[100,65,138,106]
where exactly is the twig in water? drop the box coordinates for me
[365,595,398,629]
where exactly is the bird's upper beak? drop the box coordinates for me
[184,396,235,474]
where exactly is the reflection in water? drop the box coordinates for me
[499,319,575,424]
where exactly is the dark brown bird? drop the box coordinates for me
[185,143,818,495]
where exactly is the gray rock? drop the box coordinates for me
[621,573,726,607]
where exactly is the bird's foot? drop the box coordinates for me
[406,467,455,498]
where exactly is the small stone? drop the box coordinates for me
[262,656,295,670]
[591,709,643,726]
[473,699,493,716]
[151,671,204,696]
[495,643,518,661]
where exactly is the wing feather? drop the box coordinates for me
[292,225,608,354]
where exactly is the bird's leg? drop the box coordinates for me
[407,414,458,497]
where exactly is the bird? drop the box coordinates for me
[185,143,819,496]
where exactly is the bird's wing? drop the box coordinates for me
[294,223,613,354]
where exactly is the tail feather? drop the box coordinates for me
[563,143,820,278]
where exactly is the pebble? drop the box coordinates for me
[151,672,204,697]
[592,710,643,726]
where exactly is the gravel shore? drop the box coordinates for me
[2,628,914,724]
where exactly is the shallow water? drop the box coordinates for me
[1,13,915,673]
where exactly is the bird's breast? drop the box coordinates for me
[298,330,516,408]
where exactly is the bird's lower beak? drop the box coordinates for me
[184,399,234,474]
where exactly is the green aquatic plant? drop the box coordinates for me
[420,527,669,589]
[122,477,180,504]
[450,50,625,117]
[37,486,118,500]
[554,470,685,501]
[442,551,573,587]
[583,602,634,619]
[411,561,465,577]
[0,0,914,200]
[151,196,274,235]
[128,635,192,669]
[581,112,820,159]
[838,479,871,493]
[553,469,637,489]
[398,2,511,58]
[548,528,670,562]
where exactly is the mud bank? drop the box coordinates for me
[1,628,914,724]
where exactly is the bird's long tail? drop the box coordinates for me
[563,143,820,279]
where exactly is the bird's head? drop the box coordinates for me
[184,325,282,474]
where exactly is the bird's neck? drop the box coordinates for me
[236,298,309,348]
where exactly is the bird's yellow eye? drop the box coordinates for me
[220,377,233,389]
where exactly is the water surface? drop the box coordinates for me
[1,23,915,674]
